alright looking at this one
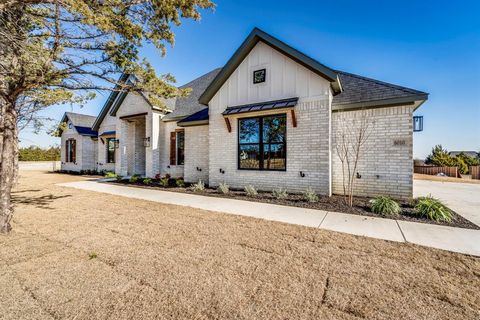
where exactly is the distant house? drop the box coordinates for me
[59,28,429,199]
[449,151,479,159]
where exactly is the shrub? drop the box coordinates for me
[154,173,161,180]
[143,178,152,185]
[129,174,140,183]
[159,177,169,187]
[115,175,123,181]
[176,178,185,187]
[370,196,401,216]
[192,180,205,192]
[105,171,116,178]
[414,196,452,222]
[88,252,97,260]
[303,187,318,203]
[244,185,257,197]
[272,187,288,200]
[217,182,229,194]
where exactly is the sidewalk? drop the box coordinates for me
[58,180,480,257]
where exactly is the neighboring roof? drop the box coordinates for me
[61,112,97,128]
[198,28,342,105]
[449,151,479,158]
[92,73,130,131]
[222,97,298,116]
[163,68,222,121]
[332,71,428,110]
[177,108,209,127]
[74,126,98,136]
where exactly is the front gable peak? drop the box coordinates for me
[198,27,342,105]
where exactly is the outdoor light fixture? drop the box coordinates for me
[114,139,120,148]
[143,137,151,147]
[413,116,423,132]
[299,171,305,177]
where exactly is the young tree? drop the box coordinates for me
[0,0,214,233]
[334,110,374,207]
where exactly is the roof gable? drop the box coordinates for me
[198,28,342,105]
[92,73,130,131]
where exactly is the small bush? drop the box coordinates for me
[115,175,123,181]
[414,196,452,222]
[105,171,116,178]
[370,196,401,216]
[244,185,258,197]
[176,178,185,187]
[218,182,229,194]
[192,180,205,192]
[143,178,152,185]
[129,174,140,183]
[272,187,288,200]
[154,173,161,180]
[159,177,169,187]
[88,252,97,260]
[303,187,318,203]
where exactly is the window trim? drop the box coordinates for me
[106,137,116,163]
[65,138,76,163]
[237,113,287,171]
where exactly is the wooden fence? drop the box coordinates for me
[471,166,480,180]
[414,166,458,177]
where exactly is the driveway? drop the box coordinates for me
[414,179,480,227]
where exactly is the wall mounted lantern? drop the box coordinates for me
[114,139,120,148]
[143,137,151,147]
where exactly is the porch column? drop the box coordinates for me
[145,111,161,177]
[117,119,129,176]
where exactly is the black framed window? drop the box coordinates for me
[176,131,185,165]
[238,114,286,170]
[106,138,116,163]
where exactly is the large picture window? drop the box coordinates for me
[65,139,76,163]
[238,114,286,170]
[106,138,116,163]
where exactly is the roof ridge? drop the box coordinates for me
[179,67,223,89]
[336,70,427,95]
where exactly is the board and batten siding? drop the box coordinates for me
[208,41,332,194]
[331,105,415,200]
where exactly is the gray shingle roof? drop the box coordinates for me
[332,71,427,107]
[64,112,97,127]
[163,68,222,121]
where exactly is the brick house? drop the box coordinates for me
[60,28,428,199]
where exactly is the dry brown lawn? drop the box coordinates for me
[1,171,479,320]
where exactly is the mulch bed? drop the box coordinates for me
[108,179,479,230]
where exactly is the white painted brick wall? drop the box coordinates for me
[184,125,209,184]
[208,99,331,194]
[158,120,184,178]
[331,105,414,200]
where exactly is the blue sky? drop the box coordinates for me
[21,0,480,159]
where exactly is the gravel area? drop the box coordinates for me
[2,171,479,320]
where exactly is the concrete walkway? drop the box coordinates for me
[58,180,480,257]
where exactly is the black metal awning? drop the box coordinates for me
[222,97,298,116]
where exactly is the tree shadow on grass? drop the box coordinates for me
[11,193,72,210]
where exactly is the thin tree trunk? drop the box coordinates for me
[0,100,18,233]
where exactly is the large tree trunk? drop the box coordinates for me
[0,100,18,233]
